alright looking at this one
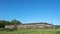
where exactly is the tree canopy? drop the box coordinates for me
[10,19,22,25]
[0,19,22,28]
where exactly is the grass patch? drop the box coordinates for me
[0,29,60,34]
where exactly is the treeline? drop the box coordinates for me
[0,19,22,28]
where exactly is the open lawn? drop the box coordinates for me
[0,29,60,34]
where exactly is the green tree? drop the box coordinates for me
[0,20,10,28]
[10,19,22,25]
[10,19,22,29]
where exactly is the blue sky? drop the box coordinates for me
[0,0,60,25]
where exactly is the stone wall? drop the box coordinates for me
[5,24,54,29]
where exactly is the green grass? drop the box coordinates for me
[0,29,60,34]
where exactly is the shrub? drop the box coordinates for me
[0,28,4,31]
[4,28,15,31]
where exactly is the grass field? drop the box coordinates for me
[0,29,60,34]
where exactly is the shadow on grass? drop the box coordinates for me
[56,31,60,34]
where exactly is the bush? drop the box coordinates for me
[4,28,15,31]
[0,28,4,31]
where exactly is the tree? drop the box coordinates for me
[10,19,22,25]
[0,20,10,28]
[10,19,22,29]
